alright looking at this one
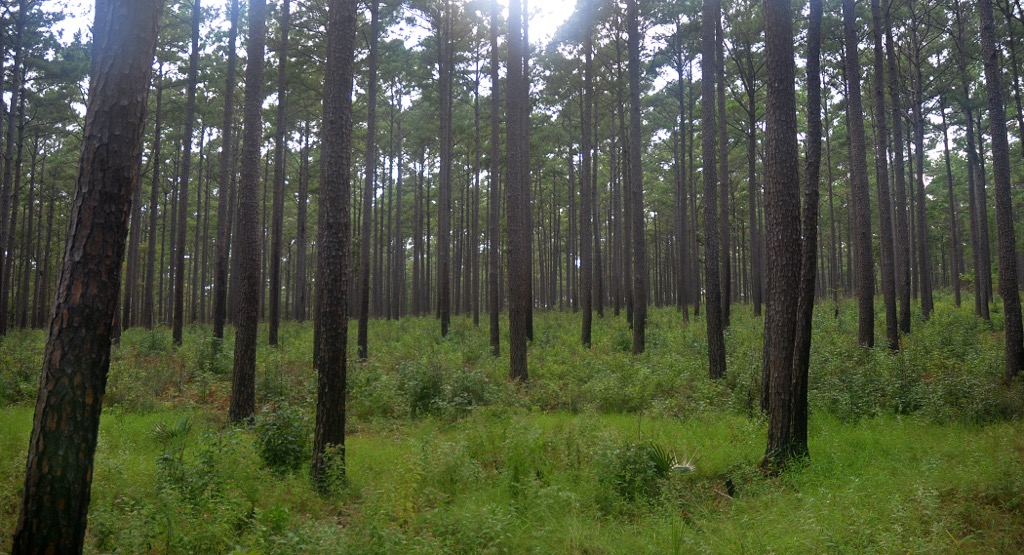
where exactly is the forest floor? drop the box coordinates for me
[1,298,1023,553]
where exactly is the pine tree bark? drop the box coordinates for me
[213,0,239,339]
[436,0,454,338]
[489,0,501,356]
[580,4,594,348]
[716,8,730,328]
[886,10,911,334]
[229,0,267,424]
[702,0,726,378]
[357,0,379,358]
[312,0,357,491]
[0,2,26,337]
[627,0,647,354]
[269,0,290,346]
[871,0,898,351]
[11,1,162,550]
[842,0,874,348]
[979,0,1024,381]
[173,0,202,346]
[762,0,804,468]
[507,0,530,381]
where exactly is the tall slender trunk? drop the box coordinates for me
[488,0,500,355]
[213,0,239,338]
[173,0,202,346]
[229,0,267,424]
[702,0,726,377]
[886,7,911,334]
[871,0,898,351]
[979,0,1024,380]
[940,98,961,307]
[269,0,291,345]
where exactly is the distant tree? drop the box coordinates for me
[268,0,291,346]
[312,0,357,491]
[488,0,501,356]
[229,0,267,424]
[11,0,162,550]
[213,0,239,339]
[842,0,874,348]
[172,0,201,347]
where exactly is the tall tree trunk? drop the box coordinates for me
[842,0,874,348]
[173,0,202,346]
[871,0,898,351]
[229,0,267,424]
[627,0,647,354]
[703,0,726,378]
[580,5,594,348]
[213,0,239,338]
[0,0,25,337]
[717,7,730,329]
[886,8,911,334]
[11,2,162,551]
[762,0,805,468]
[979,0,1024,381]
[357,0,378,357]
[507,0,530,381]
[312,0,357,491]
[940,98,961,307]
[489,0,501,356]
[269,0,290,345]
[437,0,454,338]
[294,122,309,321]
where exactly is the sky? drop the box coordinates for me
[45,0,577,48]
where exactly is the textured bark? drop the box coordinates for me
[488,0,500,356]
[213,0,239,339]
[312,0,356,490]
[842,0,874,348]
[173,0,202,346]
[229,0,267,424]
[702,0,726,379]
[0,0,26,337]
[790,0,822,460]
[886,11,911,334]
[908,0,934,319]
[627,0,647,354]
[437,0,454,338]
[507,0,529,382]
[268,0,290,346]
[762,0,804,468]
[357,0,378,358]
[580,5,594,348]
[979,0,1024,381]
[11,1,162,551]
[871,0,898,351]
[716,7,730,328]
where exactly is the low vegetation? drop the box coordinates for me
[2,298,1023,553]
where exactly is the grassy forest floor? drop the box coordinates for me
[2,297,1024,553]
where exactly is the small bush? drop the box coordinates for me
[255,404,310,474]
[599,440,676,508]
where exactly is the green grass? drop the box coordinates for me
[1,297,1023,553]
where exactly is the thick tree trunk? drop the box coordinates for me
[312,0,357,491]
[627,0,647,354]
[11,2,162,551]
[979,0,1024,381]
[507,0,530,381]
[229,0,267,424]
[762,0,805,468]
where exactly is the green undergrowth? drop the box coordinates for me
[0,294,1022,552]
